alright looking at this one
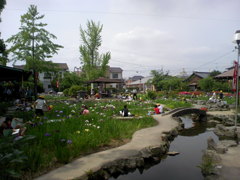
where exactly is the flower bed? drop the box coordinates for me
[8,100,157,179]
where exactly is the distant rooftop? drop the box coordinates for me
[128,76,152,85]
[109,67,123,73]
[193,71,211,78]
[13,63,69,71]
[130,75,144,82]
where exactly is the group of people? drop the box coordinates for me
[208,90,224,103]
[0,116,27,139]
[153,104,164,115]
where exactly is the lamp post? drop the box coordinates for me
[233,30,240,127]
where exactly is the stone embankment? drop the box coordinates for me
[202,110,240,180]
[36,114,181,180]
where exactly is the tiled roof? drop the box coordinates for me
[14,63,69,70]
[194,72,210,78]
[55,63,69,70]
[215,68,239,78]
[130,75,144,81]
[109,67,123,73]
[128,76,152,85]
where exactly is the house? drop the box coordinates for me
[105,67,124,89]
[14,63,69,92]
[184,71,210,90]
[214,68,238,80]
[126,76,155,92]
[125,75,144,87]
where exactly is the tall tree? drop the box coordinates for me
[0,0,8,66]
[0,38,8,65]
[79,20,110,80]
[150,69,169,91]
[0,0,6,22]
[7,5,63,99]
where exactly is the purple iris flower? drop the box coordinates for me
[60,139,66,142]
[59,111,63,113]
[44,133,51,136]
[67,140,72,144]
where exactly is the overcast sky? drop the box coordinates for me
[1,0,240,78]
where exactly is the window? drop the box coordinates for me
[112,73,118,79]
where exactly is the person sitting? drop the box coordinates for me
[82,106,90,115]
[95,93,100,99]
[120,105,130,117]
[0,116,26,137]
[154,105,160,114]
[157,104,164,114]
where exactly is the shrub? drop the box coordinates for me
[68,85,86,97]
[146,91,157,100]
[63,88,69,96]
[0,135,35,179]
[0,102,11,116]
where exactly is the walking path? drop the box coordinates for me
[35,114,178,180]
[218,145,240,180]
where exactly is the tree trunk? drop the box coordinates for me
[33,69,37,100]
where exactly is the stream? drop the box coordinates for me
[111,116,219,180]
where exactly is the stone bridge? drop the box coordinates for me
[166,108,207,119]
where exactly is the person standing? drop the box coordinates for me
[219,90,224,100]
[34,96,47,116]
[132,89,137,100]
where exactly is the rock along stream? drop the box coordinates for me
[110,116,219,180]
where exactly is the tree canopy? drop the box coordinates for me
[6,4,63,72]
[79,20,110,81]
[6,4,63,98]
[0,0,8,66]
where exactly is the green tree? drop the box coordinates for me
[161,77,186,91]
[199,77,215,91]
[210,70,221,77]
[0,0,6,22]
[150,69,169,91]
[59,72,84,90]
[0,39,8,66]
[0,0,8,66]
[79,20,110,80]
[6,5,63,99]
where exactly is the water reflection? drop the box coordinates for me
[112,116,218,180]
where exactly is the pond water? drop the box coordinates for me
[111,116,219,180]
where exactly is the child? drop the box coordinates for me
[34,95,47,116]
[154,105,160,114]
[82,106,90,115]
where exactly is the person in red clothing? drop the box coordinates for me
[154,105,160,114]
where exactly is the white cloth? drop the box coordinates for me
[35,99,46,110]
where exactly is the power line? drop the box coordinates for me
[194,49,235,69]
[5,8,240,22]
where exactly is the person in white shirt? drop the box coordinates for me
[157,104,164,114]
[34,96,47,116]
